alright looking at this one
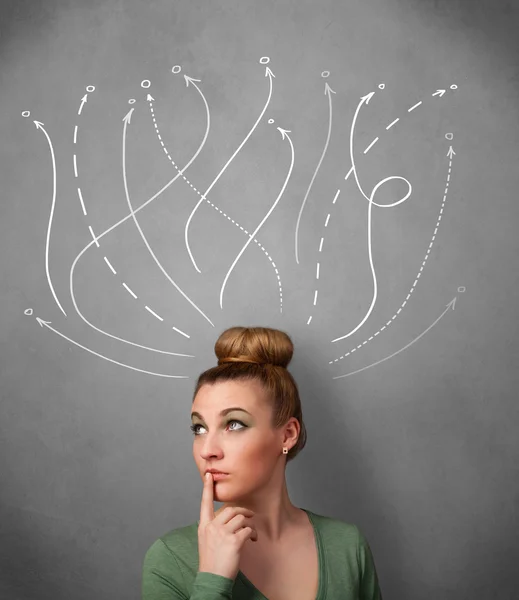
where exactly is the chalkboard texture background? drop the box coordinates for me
[1,0,518,598]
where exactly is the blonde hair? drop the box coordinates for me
[192,326,307,463]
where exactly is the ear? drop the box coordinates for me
[284,416,300,443]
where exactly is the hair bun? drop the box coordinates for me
[215,326,294,369]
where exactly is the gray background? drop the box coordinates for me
[1,0,518,598]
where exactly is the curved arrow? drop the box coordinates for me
[294,82,335,265]
[349,92,409,209]
[67,111,209,355]
[331,174,412,343]
[69,239,195,357]
[36,317,191,378]
[349,93,375,202]
[330,144,455,361]
[147,72,211,172]
[185,66,276,273]
[67,95,216,355]
[73,78,213,276]
[219,127,294,309]
[34,121,67,317]
[148,87,280,303]
[122,109,214,327]
[332,297,458,379]
[78,94,88,115]
[334,88,451,343]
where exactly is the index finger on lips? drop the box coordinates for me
[199,472,215,525]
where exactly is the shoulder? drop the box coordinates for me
[144,520,199,561]
[305,508,362,537]
[143,521,235,599]
[142,522,199,594]
[304,508,372,555]
[304,509,380,588]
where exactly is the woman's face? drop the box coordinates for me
[191,379,282,503]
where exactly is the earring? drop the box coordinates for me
[282,447,288,454]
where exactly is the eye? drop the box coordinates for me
[190,419,246,436]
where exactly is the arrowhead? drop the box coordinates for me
[82,94,88,102]
[447,146,456,158]
[36,317,52,327]
[361,92,375,105]
[33,120,44,129]
[433,89,446,97]
[324,82,336,95]
[446,297,457,310]
[147,94,155,102]
[265,66,275,79]
[184,74,201,87]
[277,127,291,140]
[122,108,134,124]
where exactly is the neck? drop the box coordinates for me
[220,474,302,543]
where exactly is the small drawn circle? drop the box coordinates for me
[445,132,454,140]
[172,65,181,74]
[141,80,151,89]
[378,83,385,90]
[268,118,275,124]
[128,99,136,104]
[457,286,466,293]
[86,85,95,93]
[321,71,330,78]
[450,84,458,90]
[22,111,31,117]
[24,308,33,316]
[259,57,270,64]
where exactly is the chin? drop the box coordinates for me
[216,487,256,506]
[212,481,240,500]
[213,483,231,500]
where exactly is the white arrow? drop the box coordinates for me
[78,94,88,115]
[147,86,278,306]
[69,237,205,356]
[333,298,458,379]
[330,145,456,361]
[184,74,201,87]
[122,108,134,124]
[68,88,220,350]
[219,127,295,309]
[121,105,214,328]
[34,121,67,317]
[432,89,446,97]
[184,65,275,273]
[323,82,336,96]
[67,104,215,356]
[36,318,191,378]
[294,81,336,265]
[447,146,456,158]
[349,92,376,201]
[331,174,412,343]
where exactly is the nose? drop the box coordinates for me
[198,435,225,461]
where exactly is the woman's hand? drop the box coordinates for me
[197,473,258,581]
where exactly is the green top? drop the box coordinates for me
[142,508,383,599]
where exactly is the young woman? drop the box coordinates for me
[142,326,383,599]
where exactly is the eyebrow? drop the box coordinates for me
[190,407,253,421]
